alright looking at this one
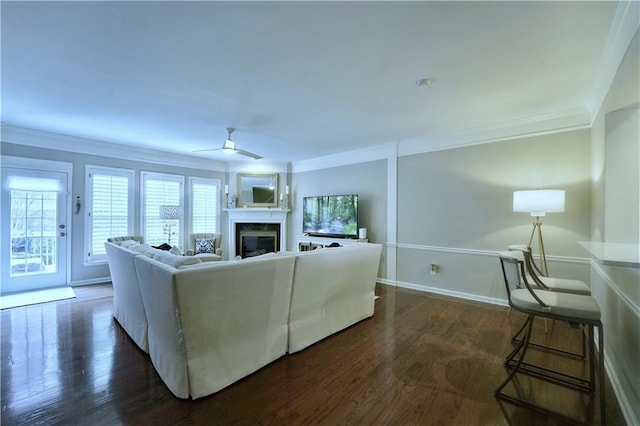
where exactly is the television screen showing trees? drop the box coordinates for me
[302,194,358,237]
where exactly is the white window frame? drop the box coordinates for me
[140,171,184,247]
[85,165,135,264]
[188,177,221,236]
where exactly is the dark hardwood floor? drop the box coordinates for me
[1,283,626,425]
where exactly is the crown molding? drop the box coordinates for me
[227,161,289,174]
[587,0,640,122]
[398,106,591,158]
[291,106,591,172]
[291,142,397,173]
[0,100,596,175]
[1,125,227,172]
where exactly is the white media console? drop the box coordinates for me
[295,234,368,251]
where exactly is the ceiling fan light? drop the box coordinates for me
[222,139,236,154]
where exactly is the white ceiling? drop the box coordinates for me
[0,1,628,164]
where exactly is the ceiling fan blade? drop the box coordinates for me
[192,147,222,153]
[192,127,262,159]
[235,149,263,160]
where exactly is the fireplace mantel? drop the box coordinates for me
[225,208,290,258]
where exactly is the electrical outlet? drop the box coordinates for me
[430,264,438,275]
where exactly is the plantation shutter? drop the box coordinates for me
[143,176,182,246]
[192,181,218,233]
[88,170,132,262]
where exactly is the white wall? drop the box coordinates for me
[394,129,592,302]
[589,28,640,425]
[291,160,388,278]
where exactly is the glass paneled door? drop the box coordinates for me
[1,166,69,294]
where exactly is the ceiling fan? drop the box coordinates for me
[193,127,263,160]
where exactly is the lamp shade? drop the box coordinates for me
[159,205,181,220]
[513,190,565,217]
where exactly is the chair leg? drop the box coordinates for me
[512,316,586,360]
[505,319,593,393]
[510,315,529,345]
[506,316,532,364]
[496,314,534,396]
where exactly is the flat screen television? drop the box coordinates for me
[302,194,358,238]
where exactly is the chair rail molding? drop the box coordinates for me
[388,242,591,265]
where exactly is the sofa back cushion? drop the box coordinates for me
[119,239,140,249]
[128,243,202,268]
[148,250,202,268]
[107,235,145,244]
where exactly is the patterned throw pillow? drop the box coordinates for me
[195,238,216,254]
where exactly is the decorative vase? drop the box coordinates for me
[227,194,237,209]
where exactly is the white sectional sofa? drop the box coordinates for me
[134,254,296,398]
[287,243,383,353]
[105,239,149,352]
[105,239,216,353]
[105,239,382,399]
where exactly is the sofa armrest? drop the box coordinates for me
[215,248,223,256]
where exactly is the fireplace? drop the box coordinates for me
[226,208,288,259]
[236,223,281,258]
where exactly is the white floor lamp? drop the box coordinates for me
[513,189,565,277]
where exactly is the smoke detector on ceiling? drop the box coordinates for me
[415,78,431,87]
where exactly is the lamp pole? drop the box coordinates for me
[527,217,548,277]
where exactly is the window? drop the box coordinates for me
[141,171,184,247]
[190,177,220,234]
[86,166,134,263]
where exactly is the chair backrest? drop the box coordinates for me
[107,235,145,244]
[189,233,222,253]
[508,244,548,288]
[498,251,524,298]
[508,244,547,276]
[498,251,548,309]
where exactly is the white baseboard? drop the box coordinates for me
[380,279,508,308]
[70,277,111,287]
[603,347,639,426]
